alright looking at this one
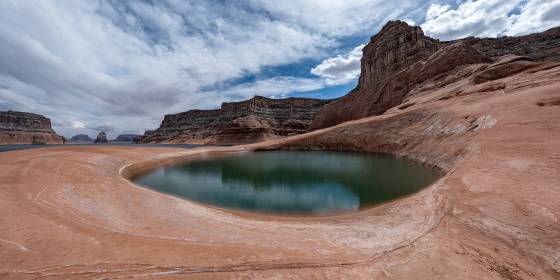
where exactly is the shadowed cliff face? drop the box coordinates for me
[310,21,560,129]
[0,111,64,144]
[142,96,331,145]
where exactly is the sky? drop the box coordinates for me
[1,0,559,138]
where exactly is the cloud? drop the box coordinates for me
[506,0,560,35]
[402,19,417,26]
[425,4,450,20]
[421,0,560,40]
[310,45,364,85]
[200,77,327,106]
[421,0,521,40]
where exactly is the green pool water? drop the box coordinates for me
[134,151,440,215]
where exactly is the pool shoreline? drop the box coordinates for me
[1,76,559,278]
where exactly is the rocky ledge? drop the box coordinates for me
[0,111,64,144]
[142,96,331,145]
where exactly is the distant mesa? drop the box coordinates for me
[113,134,142,143]
[141,96,331,145]
[69,134,93,143]
[94,131,108,144]
[0,110,64,145]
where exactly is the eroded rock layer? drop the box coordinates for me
[0,111,64,144]
[463,26,560,62]
[142,96,331,145]
[311,21,560,129]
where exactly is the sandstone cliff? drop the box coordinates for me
[142,96,331,145]
[0,111,64,144]
[311,21,560,129]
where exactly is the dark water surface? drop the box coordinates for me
[0,143,204,153]
[134,151,440,215]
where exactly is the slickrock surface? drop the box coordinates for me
[0,111,64,144]
[0,59,559,279]
[94,131,108,143]
[311,21,560,129]
[142,96,331,145]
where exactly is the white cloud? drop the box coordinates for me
[71,121,85,130]
[425,4,450,20]
[246,0,431,37]
[0,1,333,137]
[402,19,417,26]
[506,0,560,35]
[421,0,560,40]
[311,45,364,86]
[202,77,327,105]
[421,0,521,40]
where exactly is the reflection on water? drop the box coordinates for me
[135,151,440,215]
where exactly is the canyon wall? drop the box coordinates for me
[142,96,331,145]
[0,111,64,144]
[311,21,560,129]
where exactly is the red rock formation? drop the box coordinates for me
[0,111,64,144]
[142,96,331,145]
[311,21,560,129]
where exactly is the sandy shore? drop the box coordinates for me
[1,65,560,279]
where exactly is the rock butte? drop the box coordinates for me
[0,111,64,144]
[0,21,560,279]
[142,95,331,145]
[94,131,108,144]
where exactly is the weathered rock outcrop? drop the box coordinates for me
[94,132,108,143]
[311,21,443,129]
[114,134,142,143]
[0,111,64,144]
[462,26,560,62]
[311,21,560,129]
[142,96,331,145]
[69,134,93,142]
